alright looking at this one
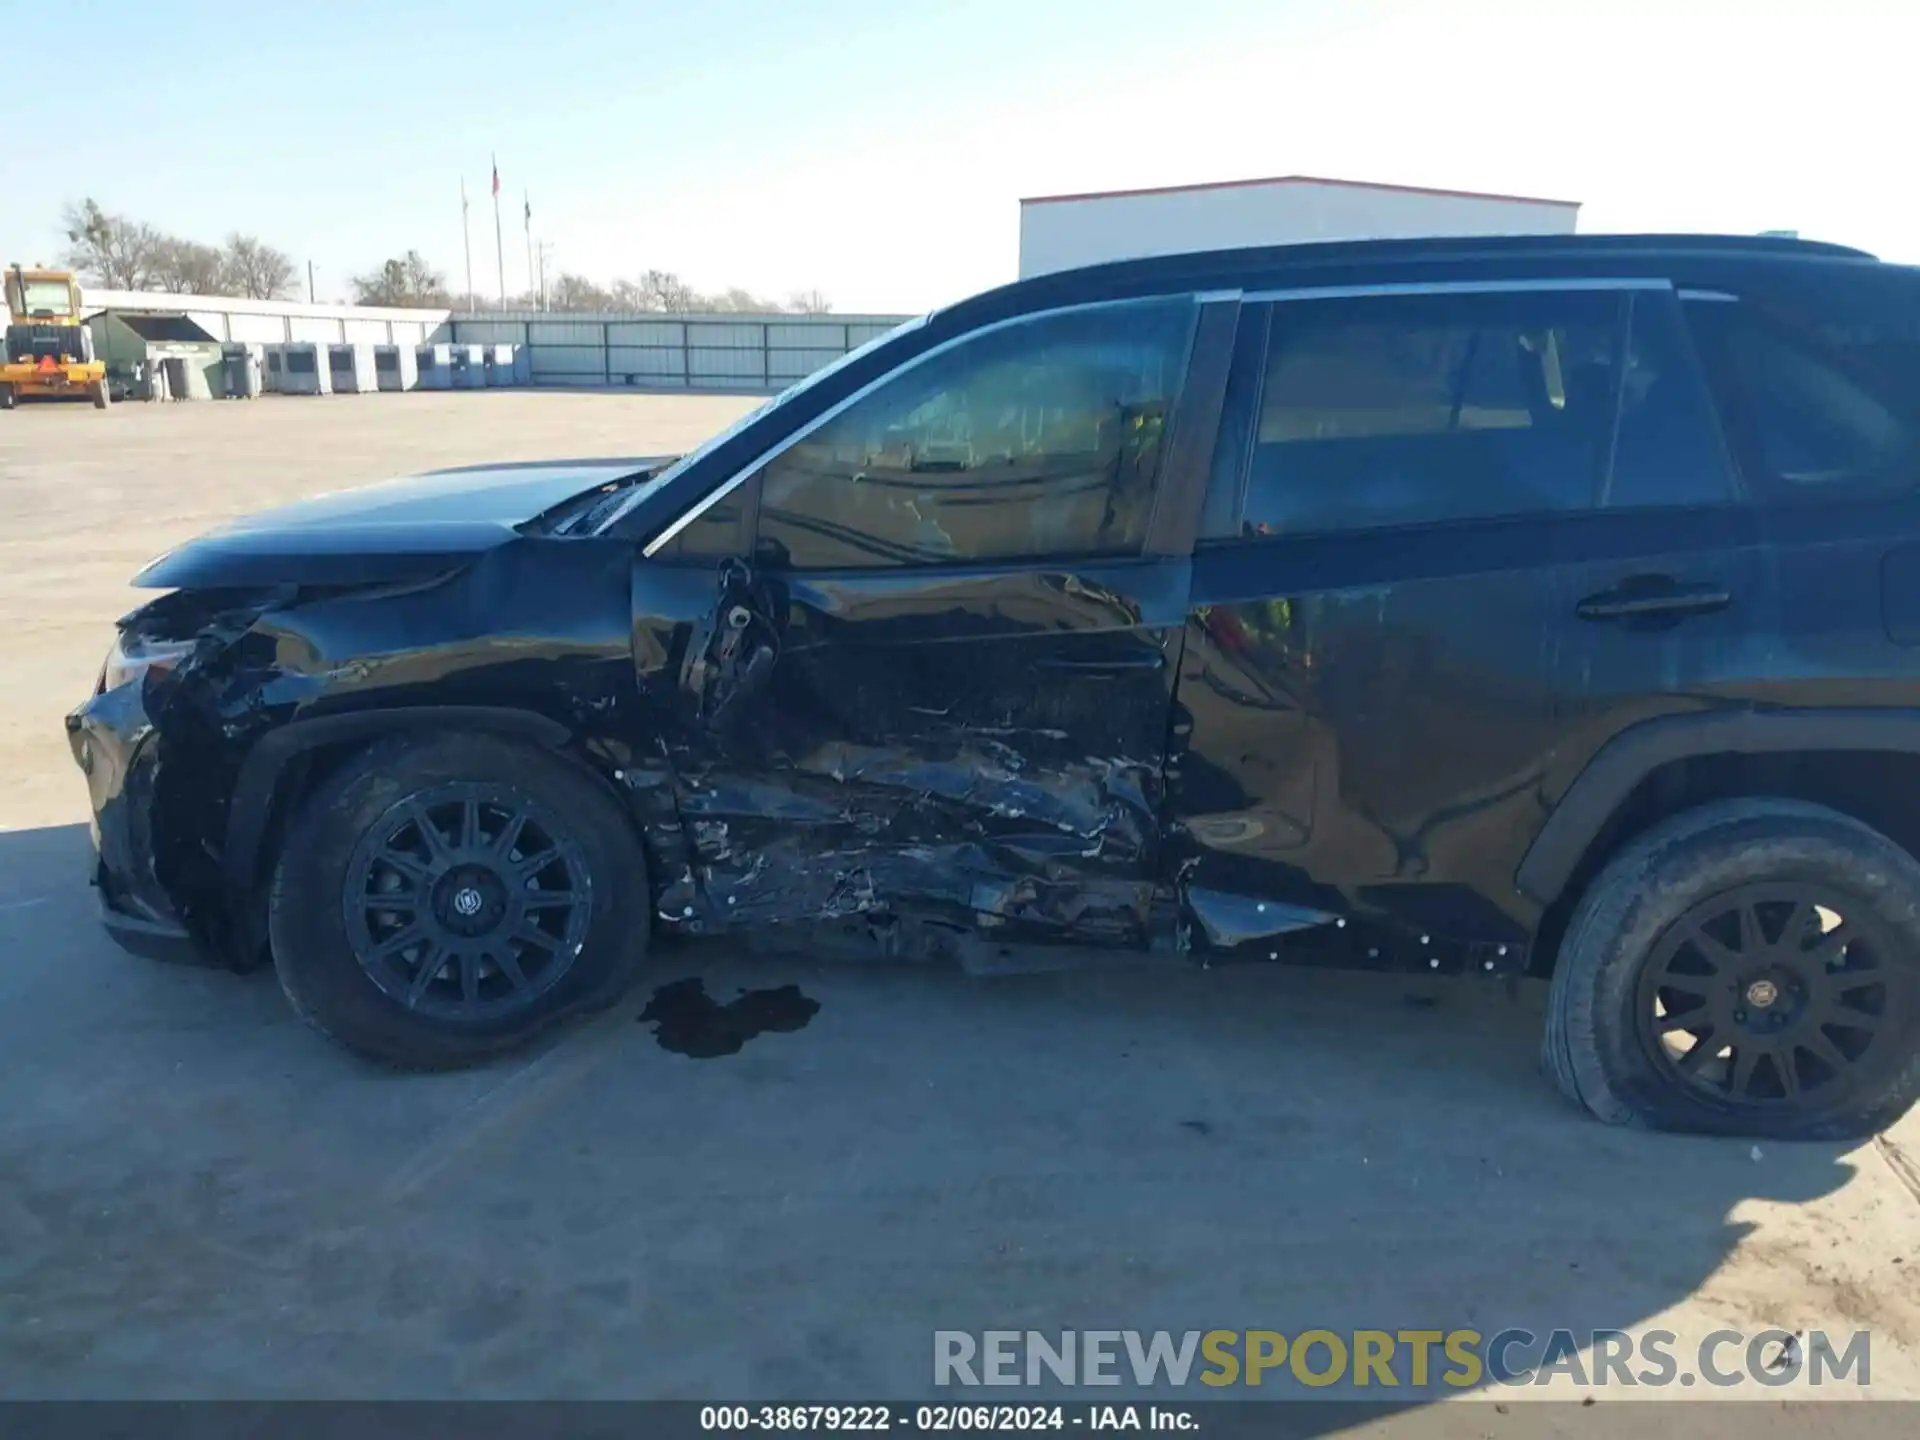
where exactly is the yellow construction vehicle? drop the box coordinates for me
[3,265,108,409]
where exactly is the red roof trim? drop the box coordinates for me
[1020,173,1582,210]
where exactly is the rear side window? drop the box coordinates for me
[1234,290,1622,536]
[1687,301,1916,499]
[752,298,1197,570]
[1602,294,1739,509]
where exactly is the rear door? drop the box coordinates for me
[1173,280,1650,964]
[652,295,1235,950]
[1537,287,1770,825]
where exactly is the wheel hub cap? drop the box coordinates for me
[1637,883,1904,1110]
[342,783,594,1021]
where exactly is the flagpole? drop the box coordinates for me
[524,192,534,305]
[460,179,474,311]
[491,152,505,306]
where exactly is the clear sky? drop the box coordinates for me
[8,0,1915,314]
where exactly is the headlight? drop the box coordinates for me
[101,634,197,692]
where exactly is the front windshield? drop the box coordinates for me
[14,278,76,317]
[595,312,928,533]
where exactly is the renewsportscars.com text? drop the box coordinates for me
[934,1328,1871,1390]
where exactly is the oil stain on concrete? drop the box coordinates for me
[639,977,820,1058]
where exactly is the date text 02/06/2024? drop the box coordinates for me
[698,1404,1195,1432]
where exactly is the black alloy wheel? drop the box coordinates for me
[1636,882,1901,1111]
[343,782,593,1021]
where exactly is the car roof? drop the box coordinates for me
[941,233,1886,331]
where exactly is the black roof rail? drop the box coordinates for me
[1122,232,1878,271]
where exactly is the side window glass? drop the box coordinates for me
[655,474,755,559]
[1688,303,1913,499]
[1235,290,1622,537]
[1603,294,1739,508]
[752,298,1197,570]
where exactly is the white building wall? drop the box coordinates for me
[1018,179,1580,278]
[78,289,453,345]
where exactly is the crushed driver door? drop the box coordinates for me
[655,294,1235,955]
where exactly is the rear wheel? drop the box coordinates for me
[1544,799,1920,1138]
[0,385,14,411]
[270,731,650,1069]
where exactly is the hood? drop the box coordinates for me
[134,458,674,589]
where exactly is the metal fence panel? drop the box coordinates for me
[342,317,388,346]
[452,319,531,345]
[766,321,848,348]
[769,347,845,381]
[443,309,910,391]
[688,346,767,383]
[685,321,766,349]
[526,345,607,380]
[607,320,684,346]
[607,346,686,382]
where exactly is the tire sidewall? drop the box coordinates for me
[270,733,648,1067]
[1554,801,1920,1139]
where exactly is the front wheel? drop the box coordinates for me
[270,731,651,1069]
[91,380,110,410]
[1544,798,1920,1139]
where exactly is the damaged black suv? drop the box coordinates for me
[70,234,1920,1138]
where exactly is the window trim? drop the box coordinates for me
[643,294,1208,560]
[1207,277,1677,542]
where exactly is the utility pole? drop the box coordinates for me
[307,260,315,303]
[537,240,553,311]
[491,153,505,306]
[523,192,534,305]
[461,179,474,310]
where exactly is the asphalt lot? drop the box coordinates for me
[3,393,1919,1421]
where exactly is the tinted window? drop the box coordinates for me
[659,481,752,559]
[1603,294,1738,509]
[1688,302,1915,499]
[1234,290,1622,536]
[752,298,1196,570]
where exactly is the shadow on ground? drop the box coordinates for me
[0,822,1878,1419]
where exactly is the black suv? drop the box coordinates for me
[69,234,1920,1138]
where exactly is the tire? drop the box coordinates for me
[92,380,110,410]
[1544,798,1920,1139]
[269,731,650,1069]
[0,385,14,411]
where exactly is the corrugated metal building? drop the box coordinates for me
[447,312,910,389]
[1018,174,1581,278]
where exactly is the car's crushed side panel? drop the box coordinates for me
[631,559,1179,960]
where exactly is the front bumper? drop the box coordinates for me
[67,680,220,967]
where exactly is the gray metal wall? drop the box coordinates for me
[446,311,909,391]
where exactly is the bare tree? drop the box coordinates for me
[546,273,615,311]
[59,198,165,290]
[705,286,785,313]
[222,235,296,299]
[636,269,699,312]
[149,237,228,294]
[350,251,450,307]
[787,288,833,315]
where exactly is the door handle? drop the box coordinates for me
[1576,579,1732,622]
